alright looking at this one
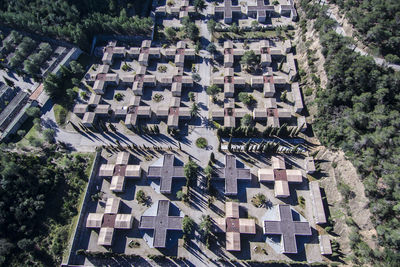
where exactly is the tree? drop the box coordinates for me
[241,114,253,127]
[164,27,177,41]
[199,215,212,240]
[69,61,84,75]
[206,43,217,54]
[136,190,146,204]
[192,73,201,82]
[185,22,199,41]
[193,0,206,13]
[251,20,259,30]
[188,92,195,101]
[43,129,55,143]
[182,215,195,234]
[26,107,40,117]
[204,165,213,177]
[238,92,255,106]
[184,158,198,184]
[190,102,200,118]
[207,19,217,34]
[240,50,260,71]
[206,84,221,102]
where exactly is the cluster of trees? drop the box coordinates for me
[331,0,400,62]
[0,147,92,266]
[8,36,36,69]
[216,123,304,139]
[301,0,400,265]
[0,0,153,50]
[163,16,199,42]
[44,60,84,105]
[23,43,53,77]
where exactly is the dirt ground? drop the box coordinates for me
[293,2,378,263]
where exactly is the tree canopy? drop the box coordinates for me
[0,0,154,50]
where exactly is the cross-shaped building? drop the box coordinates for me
[257,155,302,197]
[222,40,245,68]
[263,204,311,253]
[213,0,243,24]
[247,0,275,23]
[139,200,183,248]
[127,40,160,67]
[212,202,256,251]
[147,154,186,194]
[87,64,120,95]
[99,151,142,192]
[211,99,251,128]
[86,197,134,246]
[155,97,191,129]
[74,103,111,128]
[102,41,125,65]
[158,67,194,97]
[252,98,292,128]
[212,67,245,98]
[164,41,196,68]
[170,0,196,20]
[213,155,251,196]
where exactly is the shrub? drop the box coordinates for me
[157,65,167,73]
[195,137,208,148]
[114,93,124,101]
[152,93,164,102]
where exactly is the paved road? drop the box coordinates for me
[321,1,400,71]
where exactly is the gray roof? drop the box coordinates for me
[214,0,242,19]
[0,91,29,132]
[147,154,185,194]
[214,155,251,196]
[263,205,311,254]
[139,200,182,248]
[247,0,275,18]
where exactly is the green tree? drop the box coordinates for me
[193,0,206,13]
[164,27,177,41]
[206,84,221,102]
[241,114,253,127]
[206,43,217,54]
[207,19,217,34]
[182,215,195,234]
[190,102,200,118]
[240,50,260,71]
[26,106,40,117]
[238,92,255,106]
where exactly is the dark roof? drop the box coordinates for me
[139,200,182,248]
[264,205,311,254]
[226,218,240,233]
[102,214,117,228]
[214,155,251,196]
[0,91,28,132]
[114,164,127,176]
[147,154,185,194]
[214,0,242,19]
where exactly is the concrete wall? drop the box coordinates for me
[63,151,101,266]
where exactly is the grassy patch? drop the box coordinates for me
[195,137,208,149]
[62,152,95,262]
[54,104,68,126]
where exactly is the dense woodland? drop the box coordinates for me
[330,0,400,63]
[300,0,400,265]
[0,0,153,49]
[0,147,92,266]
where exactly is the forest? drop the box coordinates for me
[330,0,400,63]
[0,0,154,50]
[0,146,93,266]
[300,0,400,265]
